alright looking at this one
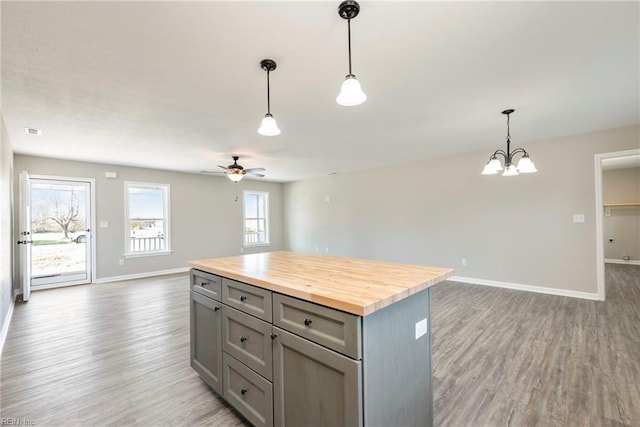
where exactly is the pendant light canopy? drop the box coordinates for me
[336,1,367,106]
[258,59,281,136]
[482,109,537,176]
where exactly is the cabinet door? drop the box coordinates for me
[190,291,222,395]
[273,327,362,427]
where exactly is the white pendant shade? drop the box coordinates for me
[482,162,499,175]
[336,76,367,106]
[502,164,520,176]
[258,114,281,136]
[517,156,538,173]
[481,157,503,175]
[227,172,244,182]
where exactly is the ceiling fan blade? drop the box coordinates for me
[200,170,225,175]
[244,167,266,173]
[247,173,265,178]
[217,165,230,171]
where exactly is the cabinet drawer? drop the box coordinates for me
[273,294,361,360]
[223,278,272,322]
[223,353,273,427]
[222,306,273,381]
[191,269,222,301]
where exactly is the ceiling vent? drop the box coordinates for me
[24,127,41,136]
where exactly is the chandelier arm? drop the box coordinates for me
[492,150,508,162]
[509,148,528,160]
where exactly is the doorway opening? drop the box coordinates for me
[19,173,96,295]
[594,149,640,300]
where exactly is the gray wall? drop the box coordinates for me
[1,114,14,332]
[603,167,640,260]
[283,125,640,295]
[13,155,284,287]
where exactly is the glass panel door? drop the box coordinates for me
[29,178,92,287]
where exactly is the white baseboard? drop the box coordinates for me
[605,258,640,266]
[448,275,600,301]
[94,267,190,284]
[1,300,15,356]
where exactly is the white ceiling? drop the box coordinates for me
[2,1,639,182]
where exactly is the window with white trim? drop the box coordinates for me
[125,182,170,256]
[243,191,269,246]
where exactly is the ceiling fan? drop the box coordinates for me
[201,156,266,182]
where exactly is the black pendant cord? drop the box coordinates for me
[347,18,353,76]
[266,69,271,115]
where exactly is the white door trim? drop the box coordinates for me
[28,174,97,285]
[594,148,640,301]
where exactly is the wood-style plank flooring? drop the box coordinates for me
[1,264,638,426]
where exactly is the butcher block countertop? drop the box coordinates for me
[188,251,453,316]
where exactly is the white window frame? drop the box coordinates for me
[124,181,171,257]
[243,190,270,247]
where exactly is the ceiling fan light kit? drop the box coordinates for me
[336,1,367,106]
[258,59,281,136]
[214,156,266,183]
[481,109,538,176]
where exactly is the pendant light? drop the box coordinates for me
[258,59,281,136]
[482,109,538,176]
[336,1,367,106]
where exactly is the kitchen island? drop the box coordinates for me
[189,251,452,427]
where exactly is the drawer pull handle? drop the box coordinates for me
[270,333,278,340]
[304,318,313,326]
[214,307,220,312]
[200,282,208,287]
[240,295,247,302]
[241,388,247,395]
[240,336,247,343]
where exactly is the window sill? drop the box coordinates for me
[243,242,271,248]
[124,250,173,259]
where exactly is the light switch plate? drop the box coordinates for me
[99,221,109,228]
[573,214,585,223]
[415,318,428,340]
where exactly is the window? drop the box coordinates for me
[243,191,269,246]
[125,182,170,256]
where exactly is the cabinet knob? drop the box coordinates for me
[270,333,278,340]
[240,295,247,302]
[304,318,313,326]
[240,336,247,343]
[241,388,247,395]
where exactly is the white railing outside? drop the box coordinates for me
[130,236,164,252]
[244,232,266,245]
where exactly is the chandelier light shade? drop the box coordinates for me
[481,109,537,176]
[258,59,281,136]
[336,1,367,106]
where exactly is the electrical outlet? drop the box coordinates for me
[461,258,467,266]
[119,259,124,266]
[415,318,428,340]
[325,247,329,253]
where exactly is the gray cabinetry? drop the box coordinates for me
[272,327,362,427]
[222,305,273,381]
[190,268,433,427]
[223,353,274,427]
[190,290,222,395]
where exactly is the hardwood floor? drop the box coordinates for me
[432,263,640,427]
[1,264,638,426]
